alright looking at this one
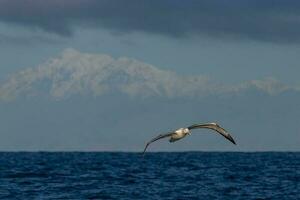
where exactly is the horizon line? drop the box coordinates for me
[0,150,299,153]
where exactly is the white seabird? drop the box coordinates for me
[143,122,236,155]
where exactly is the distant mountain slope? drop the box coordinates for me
[0,49,297,101]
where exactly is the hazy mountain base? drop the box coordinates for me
[0,88,299,151]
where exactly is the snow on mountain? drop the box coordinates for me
[0,48,296,101]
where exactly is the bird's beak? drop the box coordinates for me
[188,132,191,135]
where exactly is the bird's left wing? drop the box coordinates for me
[142,132,174,156]
[188,123,236,145]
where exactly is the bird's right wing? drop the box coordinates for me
[188,123,236,145]
[142,132,174,156]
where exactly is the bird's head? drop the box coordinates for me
[184,128,191,135]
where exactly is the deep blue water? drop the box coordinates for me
[0,152,299,199]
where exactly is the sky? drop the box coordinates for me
[0,1,300,151]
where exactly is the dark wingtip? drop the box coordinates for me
[142,143,149,157]
[142,148,148,156]
[228,134,237,145]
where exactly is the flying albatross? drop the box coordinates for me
[143,122,236,155]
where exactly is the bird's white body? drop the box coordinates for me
[169,128,190,142]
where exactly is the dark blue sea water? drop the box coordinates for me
[0,152,299,199]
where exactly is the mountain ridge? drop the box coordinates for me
[0,49,297,101]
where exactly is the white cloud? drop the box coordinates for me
[0,48,297,101]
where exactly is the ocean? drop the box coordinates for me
[0,152,299,199]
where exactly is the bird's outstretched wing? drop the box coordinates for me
[142,132,174,155]
[188,123,236,145]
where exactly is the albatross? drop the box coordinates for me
[143,122,236,155]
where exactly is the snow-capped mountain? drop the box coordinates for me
[0,49,296,101]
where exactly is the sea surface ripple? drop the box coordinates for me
[0,152,299,199]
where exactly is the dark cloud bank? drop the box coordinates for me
[0,0,300,43]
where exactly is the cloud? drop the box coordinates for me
[0,1,300,43]
[0,48,297,101]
